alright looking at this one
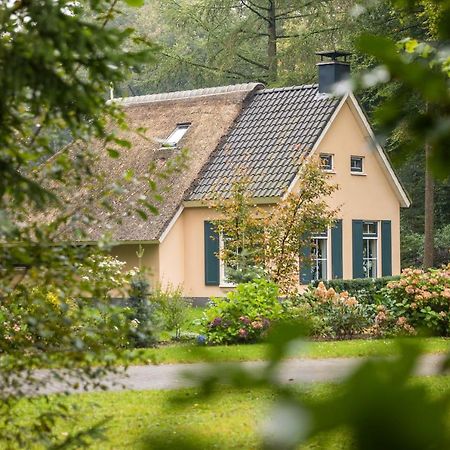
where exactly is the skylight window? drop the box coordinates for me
[165,123,190,147]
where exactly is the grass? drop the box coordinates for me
[17,376,450,449]
[133,337,450,365]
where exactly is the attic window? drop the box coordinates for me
[320,153,334,172]
[351,156,364,173]
[165,123,190,147]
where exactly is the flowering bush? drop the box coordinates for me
[201,279,282,344]
[364,304,416,337]
[383,264,450,335]
[0,254,134,352]
[293,282,372,338]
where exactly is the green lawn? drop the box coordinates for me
[18,376,450,449]
[132,337,450,365]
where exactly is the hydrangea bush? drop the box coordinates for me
[297,282,372,338]
[383,264,450,335]
[201,279,282,344]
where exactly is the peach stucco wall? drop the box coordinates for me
[110,97,403,297]
[311,100,401,278]
[111,243,159,287]
[159,211,185,289]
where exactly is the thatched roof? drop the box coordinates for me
[40,83,263,242]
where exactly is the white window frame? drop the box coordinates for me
[320,153,334,172]
[362,221,378,278]
[219,233,237,288]
[351,155,365,174]
[165,123,190,147]
[311,229,331,281]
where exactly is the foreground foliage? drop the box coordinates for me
[0,0,163,447]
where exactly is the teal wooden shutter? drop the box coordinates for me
[299,239,311,285]
[381,220,392,276]
[204,221,220,286]
[352,220,364,279]
[331,220,343,279]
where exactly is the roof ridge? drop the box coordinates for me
[257,84,318,94]
[111,83,265,106]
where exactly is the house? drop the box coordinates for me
[66,52,410,299]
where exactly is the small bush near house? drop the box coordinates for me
[128,273,160,348]
[201,279,282,344]
[381,264,450,335]
[311,276,399,304]
[152,285,193,340]
[293,282,373,339]
[364,304,417,337]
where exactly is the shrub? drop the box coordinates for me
[363,304,416,337]
[291,282,373,338]
[311,276,399,304]
[382,264,450,335]
[152,285,192,340]
[201,279,282,344]
[128,273,160,347]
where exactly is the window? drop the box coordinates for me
[320,154,334,171]
[165,123,190,147]
[219,234,238,287]
[363,221,377,278]
[351,156,364,173]
[311,232,328,281]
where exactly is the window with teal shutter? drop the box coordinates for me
[331,220,343,279]
[352,220,364,279]
[204,221,220,286]
[381,220,392,276]
[299,242,311,284]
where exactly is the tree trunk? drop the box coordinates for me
[423,141,434,268]
[267,1,277,83]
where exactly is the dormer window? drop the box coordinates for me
[320,153,334,172]
[165,123,190,147]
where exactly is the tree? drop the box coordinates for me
[349,0,450,268]
[130,0,352,87]
[0,0,172,446]
[264,159,338,294]
[212,158,338,294]
[210,178,266,284]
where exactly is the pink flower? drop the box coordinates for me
[251,321,263,330]
[344,297,358,307]
[238,328,248,338]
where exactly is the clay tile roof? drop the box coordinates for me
[187,84,340,200]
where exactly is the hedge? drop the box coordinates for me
[311,276,400,304]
